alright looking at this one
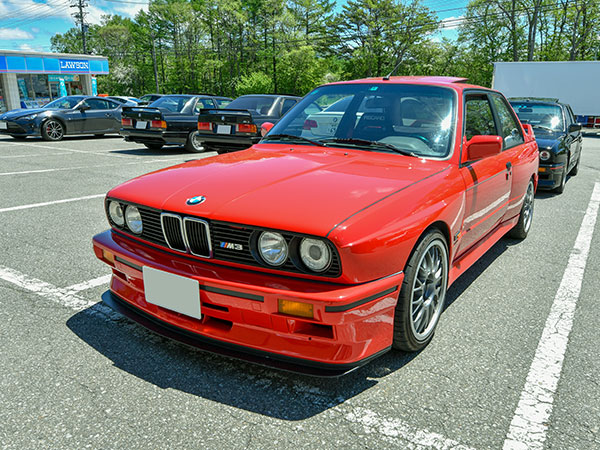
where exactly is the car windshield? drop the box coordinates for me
[227,96,277,115]
[149,96,193,112]
[43,97,83,109]
[264,84,456,158]
[510,103,564,131]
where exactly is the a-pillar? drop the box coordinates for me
[80,74,93,95]
[1,73,22,111]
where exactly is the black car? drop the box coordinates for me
[0,96,124,141]
[196,94,301,153]
[510,98,583,193]
[120,94,232,152]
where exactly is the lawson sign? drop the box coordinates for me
[59,59,90,73]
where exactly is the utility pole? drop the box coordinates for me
[70,0,88,54]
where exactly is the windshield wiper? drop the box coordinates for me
[263,134,327,147]
[531,124,555,133]
[320,138,418,157]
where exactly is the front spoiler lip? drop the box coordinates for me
[102,290,391,377]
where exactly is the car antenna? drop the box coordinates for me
[383,60,403,80]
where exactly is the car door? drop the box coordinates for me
[456,92,512,256]
[79,98,113,133]
[489,92,532,219]
[564,104,582,169]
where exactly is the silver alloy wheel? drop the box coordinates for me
[409,239,448,341]
[45,120,63,140]
[189,131,204,152]
[522,181,534,233]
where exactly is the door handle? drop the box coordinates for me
[506,162,512,171]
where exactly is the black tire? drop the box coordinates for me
[94,134,105,137]
[553,165,567,194]
[393,230,448,352]
[509,179,535,239]
[144,143,164,150]
[570,154,580,176]
[10,135,27,140]
[185,131,205,153]
[41,119,64,141]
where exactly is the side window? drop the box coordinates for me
[464,94,497,141]
[281,99,297,116]
[193,99,215,114]
[84,99,109,110]
[563,105,573,126]
[491,94,524,149]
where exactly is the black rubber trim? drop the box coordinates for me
[200,285,264,302]
[101,291,390,377]
[325,286,398,312]
[115,255,143,271]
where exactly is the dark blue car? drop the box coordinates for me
[510,99,583,193]
[0,96,123,141]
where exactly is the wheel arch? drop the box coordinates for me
[41,116,67,134]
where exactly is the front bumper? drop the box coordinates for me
[92,230,402,375]
[0,120,39,137]
[120,128,187,146]
[537,162,565,189]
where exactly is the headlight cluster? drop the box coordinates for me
[539,150,551,161]
[257,231,333,273]
[19,114,38,121]
[108,200,143,234]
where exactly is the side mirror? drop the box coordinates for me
[568,123,582,133]
[261,121,274,137]
[77,104,90,111]
[466,135,503,161]
[522,123,535,141]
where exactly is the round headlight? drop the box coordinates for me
[300,238,331,272]
[258,232,288,266]
[125,205,143,234]
[539,150,551,161]
[108,201,124,226]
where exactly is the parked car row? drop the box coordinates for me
[92,76,550,376]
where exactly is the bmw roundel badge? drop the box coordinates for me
[186,196,206,205]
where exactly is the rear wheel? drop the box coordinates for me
[185,131,204,153]
[143,143,163,150]
[393,230,448,352]
[509,179,535,239]
[41,119,64,141]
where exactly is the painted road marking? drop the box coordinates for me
[0,152,72,158]
[503,182,600,450]
[344,406,475,449]
[0,193,105,213]
[0,157,188,176]
[64,274,112,293]
[9,141,144,159]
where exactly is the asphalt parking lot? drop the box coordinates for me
[1,134,599,449]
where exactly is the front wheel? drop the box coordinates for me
[185,131,205,153]
[393,230,448,352]
[509,179,535,239]
[41,120,64,141]
[570,154,581,176]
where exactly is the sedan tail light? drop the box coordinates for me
[236,123,257,134]
[150,120,166,129]
[198,122,212,131]
[121,118,132,127]
[303,119,317,130]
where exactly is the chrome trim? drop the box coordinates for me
[183,217,213,258]
[160,213,187,253]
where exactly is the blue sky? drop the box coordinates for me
[0,0,466,54]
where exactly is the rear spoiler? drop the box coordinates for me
[122,106,162,114]
[199,108,253,116]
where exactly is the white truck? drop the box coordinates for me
[492,61,600,129]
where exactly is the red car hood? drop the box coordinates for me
[109,145,450,237]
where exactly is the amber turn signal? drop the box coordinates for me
[102,249,115,265]
[278,299,313,318]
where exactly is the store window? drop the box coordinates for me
[17,74,51,108]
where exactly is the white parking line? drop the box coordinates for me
[0,193,105,213]
[9,141,144,159]
[503,182,600,450]
[0,157,187,176]
[0,152,72,159]
[64,274,112,293]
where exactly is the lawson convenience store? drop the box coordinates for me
[0,49,109,112]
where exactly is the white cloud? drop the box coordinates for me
[0,27,34,40]
[112,2,148,18]
[440,16,464,30]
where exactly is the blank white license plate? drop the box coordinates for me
[135,121,147,129]
[0,121,7,130]
[143,266,201,319]
[216,125,231,134]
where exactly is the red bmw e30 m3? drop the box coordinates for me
[92,76,539,376]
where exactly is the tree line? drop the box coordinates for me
[50,0,600,97]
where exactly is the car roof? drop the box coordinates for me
[326,76,487,91]
[236,94,301,99]
[509,98,563,107]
